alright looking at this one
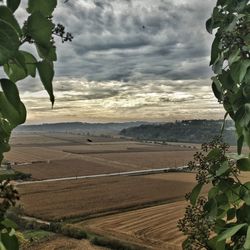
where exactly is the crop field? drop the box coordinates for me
[13,159,126,180]
[5,132,198,180]
[17,173,198,221]
[92,151,195,169]
[6,133,213,249]
[81,201,187,250]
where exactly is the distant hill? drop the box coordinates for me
[15,121,151,135]
[120,120,237,145]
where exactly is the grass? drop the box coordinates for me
[23,230,54,241]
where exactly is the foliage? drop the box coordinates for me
[120,119,236,145]
[179,0,250,249]
[0,0,72,249]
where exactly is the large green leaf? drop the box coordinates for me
[7,0,21,13]
[0,79,21,108]
[190,183,203,206]
[0,6,21,35]
[4,52,27,82]
[230,60,250,83]
[0,20,19,66]
[27,0,57,17]
[36,43,57,61]
[1,231,19,250]
[0,79,26,127]
[20,51,37,77]
[228,48,240,66]
[237,158,250,171]
[27,12,54,48]
[37,60,55,105]
[235,104,250,128]
[206,17,214,34]
[244,226,250,249]
[237,135,244,155]
[216,161,230,176]
[217,223,247,241]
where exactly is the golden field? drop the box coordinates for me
[5,132,213,249]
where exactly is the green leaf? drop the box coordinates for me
[0,6,22,35]
[228,48,240,66]
[240,182,250,205]
[235,104,250,128]
[210,35,220,65]
[208,186,219,199]
[20,51,37,77]
[212,56,224,74]
[1,232,19,250]
[227,208,236,221]
[4,52,27,82]
[0,20,19,66]
[230,60,250,83]
[36,43,57,61]
[0,6,21,35]
[207,148,221,160]
[217,223,247,241]
[0,79,26,127]
[27,0,57,17]
[244,226,250,249]
[206,17,214,34]
[1,218,17,229]
[216,161,230,176]
[190,183,203,206]
[208,236,225,250]
[27,12,54,48]
[237,158,250,171]
[0,79,21,109]
[237,135,244,155]
[7,0,21,13]
[37,60,55,105]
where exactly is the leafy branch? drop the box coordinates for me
[179,0,250,249]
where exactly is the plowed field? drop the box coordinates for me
[80,201,187,250]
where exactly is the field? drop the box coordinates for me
[17,173,198,221]
[80,201,187,250]
[4,132,215,249]
[6,132,197,180]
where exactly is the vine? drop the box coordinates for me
[179,0,250,249]
[0,0,71,248]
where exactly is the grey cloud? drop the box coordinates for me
[52,0,216,82]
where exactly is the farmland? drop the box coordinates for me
[17,173,198,221]
[6,132,197,180]
[80,201,187,250]
[4,132,211,249]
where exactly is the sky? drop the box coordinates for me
[14,0,225,124]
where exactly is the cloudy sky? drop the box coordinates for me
[15,0,225,124]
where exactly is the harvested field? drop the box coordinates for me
[60,142,194,155]
[91,151,196,169]
[23,236,107,250]
[5,146,70,163]
[18,173,197,221]
[81,201,187,250]
[14,158,127,180]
